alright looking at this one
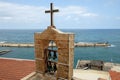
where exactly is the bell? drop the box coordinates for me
[47,61,52,72]
[53,51,57,60]
[53,63,57,72]
[48,50,51,59]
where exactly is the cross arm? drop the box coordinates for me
[45,9,59,13]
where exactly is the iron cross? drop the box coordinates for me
[45,3,59,27]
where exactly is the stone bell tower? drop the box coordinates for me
[34,3,74,80]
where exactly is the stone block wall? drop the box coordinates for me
[34,27,74,80]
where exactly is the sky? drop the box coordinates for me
[0,0,120,29]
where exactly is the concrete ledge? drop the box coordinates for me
[21,72,36,80]
[73,69,111,80]
[0,57,34,61]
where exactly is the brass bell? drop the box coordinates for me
[53,51,57,60]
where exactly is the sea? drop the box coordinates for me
[0,29,120,67]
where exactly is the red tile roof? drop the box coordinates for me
[1,58,120,80]
[0,58,35,80]
[109,71,120,80]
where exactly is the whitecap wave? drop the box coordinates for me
[108,44,116,47]
[0,41,6,43]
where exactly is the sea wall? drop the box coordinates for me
[0,42,110,47]
[0,43,34,47]
[74,42,110,47]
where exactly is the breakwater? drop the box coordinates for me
[0,42,110,48]
[0,50,11,55]
[0,43,34,47]
[74,42,110,47]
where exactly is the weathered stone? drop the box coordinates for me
[34,27,74,80]
[35,59,46,73]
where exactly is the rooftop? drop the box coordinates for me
[0,58,120,80]
[73,69,110,80]
[109,71,120,80]
[0,57,35,80]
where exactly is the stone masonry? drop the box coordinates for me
[34,26,74,80]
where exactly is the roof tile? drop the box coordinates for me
[109,71,120,80]
[0,58,35,80]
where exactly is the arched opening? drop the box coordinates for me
[44,40,58,74]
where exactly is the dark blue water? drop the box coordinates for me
[0,29,120,67]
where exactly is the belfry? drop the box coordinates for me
[34,3,74,80]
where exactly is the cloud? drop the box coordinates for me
[58,6,98,17]
[0,1,46,23]
[82,13,98,17]
[56,6,98,23]
[0,16,12,20]
[0,1,98,29]
[0,1,98,20]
